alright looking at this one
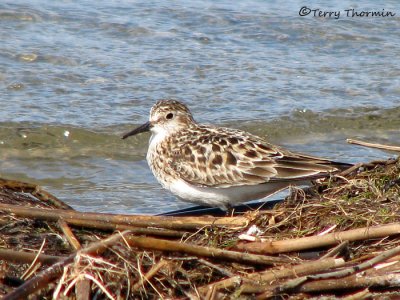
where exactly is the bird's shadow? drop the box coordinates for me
[158,199,282,217]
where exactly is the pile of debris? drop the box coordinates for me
[0,155,400,299]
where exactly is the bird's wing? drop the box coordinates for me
[169,126,348,188]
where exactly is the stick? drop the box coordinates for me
[0,249,62,265]
[298,273,400,294]
[310,245,400,280]
[0,203,249,230]
[132,259,168,290]
[347,139,400,152]
[57,221,91,300]
[341,289,371,300]
[58,220,81,250]
[257,246,400,297]
[198,258,235,277]
[257,273,400,298]
[125,235,291,266]
[198,257,345,295]
[21,238,47,280]
[320,240,349,259]
[0,178,73,210]
[63,218,186,237]
[235,223,400,254]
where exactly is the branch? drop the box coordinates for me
[256,246,400,297]
[320,241,349,259]
[58,220,81,250]
[0,203,249,230]
[309,245,400,280]
[125,235,291,266]
[235,223,400,254]
[132,259,169,290]
[57,221,91,300]
[347,139,400,152]
[0,249,62,265]
[292,273,400,295]
[198,257,345,295]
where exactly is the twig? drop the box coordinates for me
[75,278,91,300]
[132,259,169,290]
[310,245,400,280]
[21,238,46,280]
[58,220,81,250]
[135,254,165,299]
[125,235,291,266]
[0,203,249,230]
[56,221,91,300]
[0,248,62,265]
[347,139,400,152]
[81,274,115,300]
[53,265,68,299]
[236,223,400,254]
[297,273,400,294]
[320,241,349,259]
[198,259,235,277]
[198,257,345,295]
[339,158,397,177]
[69,220,187,237]
[258,246,400,298]
[338,163,362,177]
[0,178,73,210]
[341,289,371,300]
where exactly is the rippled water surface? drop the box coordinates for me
[1,1,399,213]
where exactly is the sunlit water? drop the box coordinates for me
[1,1,399,214]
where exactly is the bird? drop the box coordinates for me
[122,100,351,211]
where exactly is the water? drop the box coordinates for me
[1,1,399,214]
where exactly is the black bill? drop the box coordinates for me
[122,121,152,139]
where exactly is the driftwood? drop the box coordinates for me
[198,257,345,295]
[66,218,187,237]
[256,246,400,297]
[125,235,291,265]
[309,245,400,280]
[257,273,400,299]
[235,223,400,254]
[347,138,400,152]
[0,203,249,230]
[0,249,62,265]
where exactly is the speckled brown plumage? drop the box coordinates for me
[151,123,346,188]
[123,99,351,209]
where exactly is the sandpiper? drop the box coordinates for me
[123,100,350,211]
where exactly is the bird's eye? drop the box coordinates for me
[166,113,174,119]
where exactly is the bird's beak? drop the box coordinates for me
[122,121,152,139]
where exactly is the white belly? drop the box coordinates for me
[168,179,291,210]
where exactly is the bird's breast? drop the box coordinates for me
[147,134,176,188]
